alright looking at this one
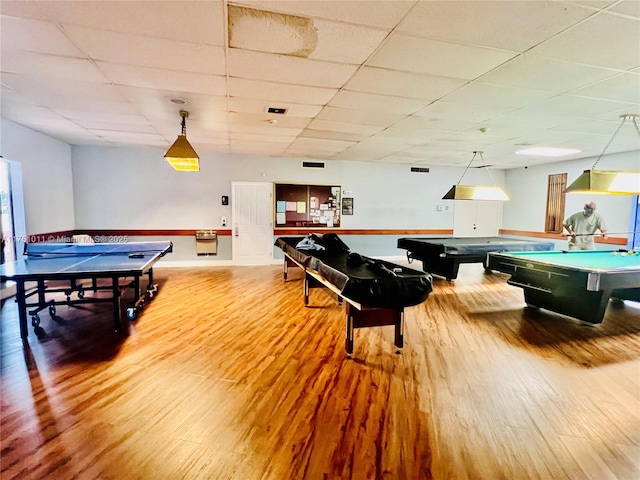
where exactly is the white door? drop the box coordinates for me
[453,201,500,237]
[231,182,273,265]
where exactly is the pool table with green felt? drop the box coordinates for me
[487,250,640,324]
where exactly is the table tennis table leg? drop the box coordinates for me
[133,275,140,300]
[111,277,122,333]
[16,281,28,340]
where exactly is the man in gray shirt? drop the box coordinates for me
[563,201,608,250]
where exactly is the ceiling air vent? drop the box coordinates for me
[266,107,288,115]
[302,161,325,169]
[410,167,430,173]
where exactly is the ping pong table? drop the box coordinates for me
[0,241,172,340]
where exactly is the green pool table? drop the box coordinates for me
[487,249,640,324]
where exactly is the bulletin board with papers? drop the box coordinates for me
[274,183,341,228]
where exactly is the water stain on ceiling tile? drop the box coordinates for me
[228,5,318,58]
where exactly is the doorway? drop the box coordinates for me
[231,182,273,265]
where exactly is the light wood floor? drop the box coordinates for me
[1,263,639,480]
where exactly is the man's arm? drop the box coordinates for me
[563,222,576,240]
[598,214,608,239]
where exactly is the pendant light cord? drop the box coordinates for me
[456,151,479,185]
[592,115,639,169]
[456,151,498,186]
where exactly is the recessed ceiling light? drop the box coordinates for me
[515,147,581,157]
[170,98,187,105]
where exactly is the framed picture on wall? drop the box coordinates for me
[342,197,353,215]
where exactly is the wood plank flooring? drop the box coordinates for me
[1,263,639,479]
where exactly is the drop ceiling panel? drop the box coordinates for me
[300,128,368,143]
[1,1,639,168]
[0,1,49,20]
[413,102,511,124]
[228,123,303,138]
[367,34,518,80]
[235,1,416,29]
[1,50,108,83]
[377,124,454,143]
[328,90,431,116]
[288,136,355,151]
[228,49,357,88]
[228,97,322,118]
[230,141,289,155]
[388,116,475,135]
[608,0,640,18]
[63,26,227,75]
[315,105,405,127]
[523,95,635,117]
[32,1,226,45]
[0,15,84,56]
[54,110,150,126]
[1,73,127,102]
[90,131,165,143]
[228,77,337,104]
[396,1,595,52]
[228,111,309,129]
[306,119,383,135]
[229,132,296,144]
[530,12,640,70]
[78,121,158,134]
[344,67,467,100]
[115,88,229,118]
[569,73,640,103]
[310,19,392,64]
[96,62,227,96]
[441,82,553,109]
[476,54,620,93]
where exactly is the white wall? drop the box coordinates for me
[4,115,636,258]
[0,119,74,235]
[71,145,506,231]
[503,150,639,235]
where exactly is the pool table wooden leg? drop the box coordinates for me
[394,309,404,353]
[345,305,405,358]
[346,309,354,359]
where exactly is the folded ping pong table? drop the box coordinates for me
[0,241,172,340]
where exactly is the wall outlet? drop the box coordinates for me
[221,216,227,227]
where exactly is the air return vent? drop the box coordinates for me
[302,161,325,169]
[410,167,430,173]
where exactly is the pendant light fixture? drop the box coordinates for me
[442,151,509,201]
[164,110,200,172]
[565,114,640,195]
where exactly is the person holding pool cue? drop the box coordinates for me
[562,201,608,250]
